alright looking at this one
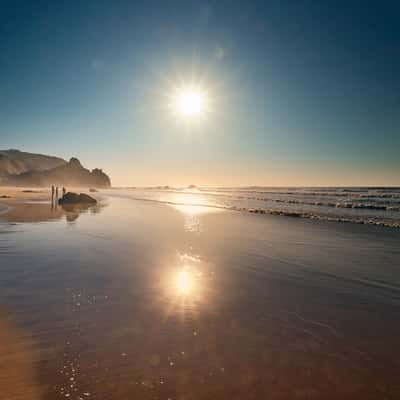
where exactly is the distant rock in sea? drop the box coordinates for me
[0,150,111,188]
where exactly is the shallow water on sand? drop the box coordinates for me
[110,187,400,227]
[0,194,400,399]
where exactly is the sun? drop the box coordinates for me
[177,89,204,116]
[170,86,208,119]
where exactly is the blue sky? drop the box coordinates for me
[1,0,399,186]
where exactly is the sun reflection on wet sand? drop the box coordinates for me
[159,249,215,325]
[175,268,195,295]
[164,193,220,309]
[170,192,224,232]
[166,253,203,300]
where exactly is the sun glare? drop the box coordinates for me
[170,86,209,119]
[177,90,204,116]
[175,269,194,295]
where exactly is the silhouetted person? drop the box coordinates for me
[51,185,55,198]
[55,186,59,199]
[62,187,66,196]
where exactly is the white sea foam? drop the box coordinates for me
[110,187,400,228]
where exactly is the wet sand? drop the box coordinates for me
[0,192,399,399]
[0,187,102,223]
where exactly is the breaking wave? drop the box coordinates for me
[110,187,400,229]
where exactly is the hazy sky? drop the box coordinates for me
[1,0,399,186]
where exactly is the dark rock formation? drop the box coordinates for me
[1,150,111,188]
[58,192,98,205]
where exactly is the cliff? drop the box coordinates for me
[0,150,111,188]
[0,150,66,178]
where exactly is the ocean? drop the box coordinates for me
[108,186,400,228]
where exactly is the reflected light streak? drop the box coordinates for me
[170,192,222,217]
[175,268,194,295]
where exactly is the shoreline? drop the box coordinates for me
[1,185,400,229]
[103,190,400,230]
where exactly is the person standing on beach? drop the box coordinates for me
[51,185,55,208]
[55,186,59,199]
[62,187,66,197]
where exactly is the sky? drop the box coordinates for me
[1,0,399,186]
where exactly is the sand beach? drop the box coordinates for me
[0,188,399,399]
